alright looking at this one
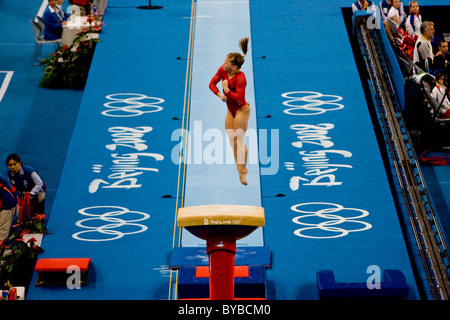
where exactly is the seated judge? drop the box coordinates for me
[43,0,68,40]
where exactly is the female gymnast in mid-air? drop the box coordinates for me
[209,37,250,185]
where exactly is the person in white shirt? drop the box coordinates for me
[405,1,422,36]
[414,21,435,71]
[380,0,406,21]
[431,72,450,118]
[387,0,405,26]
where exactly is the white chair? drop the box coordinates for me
[31,19,61,65]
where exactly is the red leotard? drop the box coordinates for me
[209,65,248,117]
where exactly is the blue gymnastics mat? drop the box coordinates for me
[250,0,421,299]
[27,1,192,300]
[25,0,439,300]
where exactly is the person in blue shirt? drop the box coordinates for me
[0,173,17,246]
[43,0,68,40]
[6,154,47,216]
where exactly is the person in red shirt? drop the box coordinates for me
[209,38,250,185]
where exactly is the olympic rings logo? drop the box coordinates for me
[281,91,344,116]
[72,206,150,242]
[291,202,372,239]
[102,93,164,117]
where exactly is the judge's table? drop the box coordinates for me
[62,15,100,46]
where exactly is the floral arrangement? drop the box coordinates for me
[86,13,103,32]
[0,232,43,274]
[0,194,46,286]
[39,27,101,89]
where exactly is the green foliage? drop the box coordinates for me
[39,30,101,89]
[0,236,43,274]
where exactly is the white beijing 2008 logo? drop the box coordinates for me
[291,202,372,239]
[282,91,344,116]
[72,206,150,241]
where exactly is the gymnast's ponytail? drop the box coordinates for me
[239,37,249,57]
[228,37,249,69]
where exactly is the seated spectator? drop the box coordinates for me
[0,173,17,248]
[405,1,422,36]
[352,0,376,13]
[430,72,450,118]
[6,154,47,216]
[433,40,449,71]
[380,0,391,20]
[380,0,406,46]
[388,0,406,27]
[380,0,406,22]
[43,0,68,41]
[414,21,435,71]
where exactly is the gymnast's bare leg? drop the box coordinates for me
[225,105,250,185]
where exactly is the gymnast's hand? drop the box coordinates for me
[222,80,230,94]
[218,92,227,102]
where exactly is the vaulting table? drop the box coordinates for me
[177,205,265,300]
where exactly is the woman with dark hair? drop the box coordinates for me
[209,38,250,185]
[6,154,47,215]
[433,40,449,71]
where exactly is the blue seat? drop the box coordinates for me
[317,269,409,299]
[177,264,266,299]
